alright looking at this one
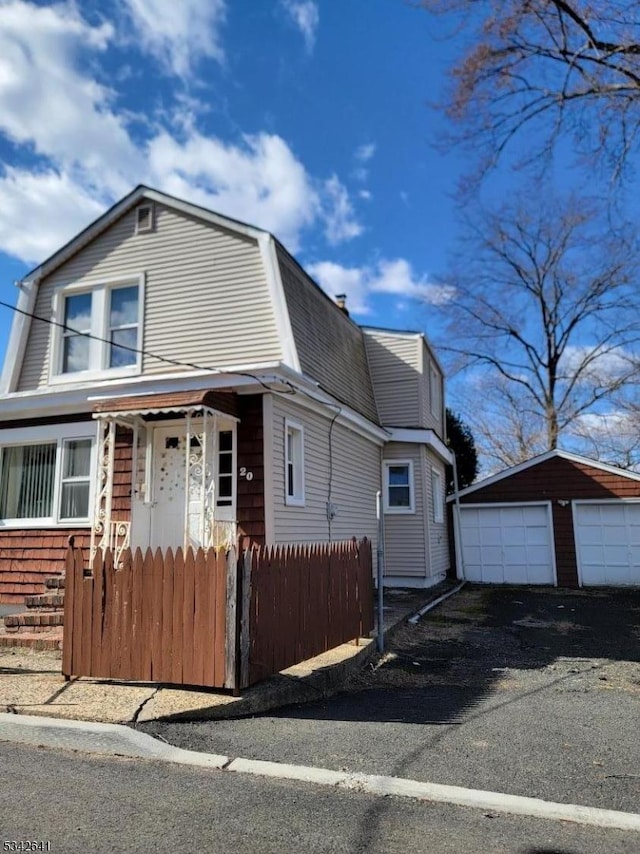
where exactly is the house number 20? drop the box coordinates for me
[239,467,254,481]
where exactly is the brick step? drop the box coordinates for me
[4,612,64,630]
[44,575,65,590]
[0,624,62,650]
[25,593,65,610]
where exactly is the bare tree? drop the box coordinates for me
[451,379,549,472]
[436,193,640,457]
[421,0,640,179]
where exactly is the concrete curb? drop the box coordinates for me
[2,712,639,832]
[0,712,228,768]
[227,758,640,832]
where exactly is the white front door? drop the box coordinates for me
[151,425,189,551]
[574,502,640,586]
[459,504,556,584]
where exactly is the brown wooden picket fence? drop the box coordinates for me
[244,538,373,687]
[62,543,232,689]
[63,537,374,691]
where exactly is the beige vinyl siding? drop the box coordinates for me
[277,249,379,423]
[18,204,282,390]
[424,447,449,577]
[419,340,445,436]
[270,395,379,564]
[382,442,428,578]
[363,331,421,427]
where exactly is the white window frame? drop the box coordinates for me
[429,363,442,420]
[432,467,444,523]
[0,422,97,528]
[383,459,415,515]
[284,419,305,507]
[49,274,145,384]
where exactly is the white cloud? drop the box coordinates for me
[120,0,226,78]
[147,131,320,251]
[355,143,376,163]
[0,168,105,264]
[0,1,362,264]
[306,261,372,314]
[560,345,634,383]
[359,189,372,201]
[0,0,139,193]
[308,258,453,316]
[280,0,318,53]
[322,175,363,245]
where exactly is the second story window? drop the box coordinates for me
[52,277,143,381]
[108,286,139,368]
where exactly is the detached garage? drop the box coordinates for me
[449,450,640,588]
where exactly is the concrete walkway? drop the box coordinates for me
[0,586,440,724]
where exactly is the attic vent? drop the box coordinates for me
[136,204,154,234]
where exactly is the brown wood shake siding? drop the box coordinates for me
[236,395,265,545]
[457,455,640,588]
[0,427,133,603]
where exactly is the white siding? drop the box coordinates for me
[382,443,428,578]
[363,331,421,427]
[270,395,380,563]
[419,340,445,436]
[18,204,282,390]
[424,447,450,577]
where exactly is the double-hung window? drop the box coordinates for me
[52,276,143,380]
[383,460,415,514]
[284,420,305,506]
[0,426,94,526]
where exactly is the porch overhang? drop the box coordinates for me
[91,388,239,423]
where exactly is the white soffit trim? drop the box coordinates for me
[0,278,37,394]
[387,428,453,464]
[447,448,640,502]
[258,234,301,373]
[274,363,388,444]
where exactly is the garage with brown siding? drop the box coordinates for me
[449,450,640,588]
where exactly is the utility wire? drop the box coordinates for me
[0,297,345,517]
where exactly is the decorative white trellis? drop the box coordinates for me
[90,418,131,567]
[91,406,236,560]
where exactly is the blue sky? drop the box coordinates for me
[0,0,466,366]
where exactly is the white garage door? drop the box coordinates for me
[458,504,556,585]
[574,502,640,586]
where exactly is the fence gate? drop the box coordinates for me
[62,543,235,689]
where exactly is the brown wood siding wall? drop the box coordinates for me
[0,529,90,602]
[113,427,133,521]
[236,395,265,545]
[458,457,640,588]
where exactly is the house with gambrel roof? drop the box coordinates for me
[0,186,452,602]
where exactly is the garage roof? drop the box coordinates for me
[448,449,640,501]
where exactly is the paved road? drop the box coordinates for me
[2,740,638,854]
[140,587,640,814]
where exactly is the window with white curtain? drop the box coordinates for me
[432,468,444,523]
[0,433,93,525]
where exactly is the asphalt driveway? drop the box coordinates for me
[139,585,640,813]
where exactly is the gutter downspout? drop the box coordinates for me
[451,451,466,581]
